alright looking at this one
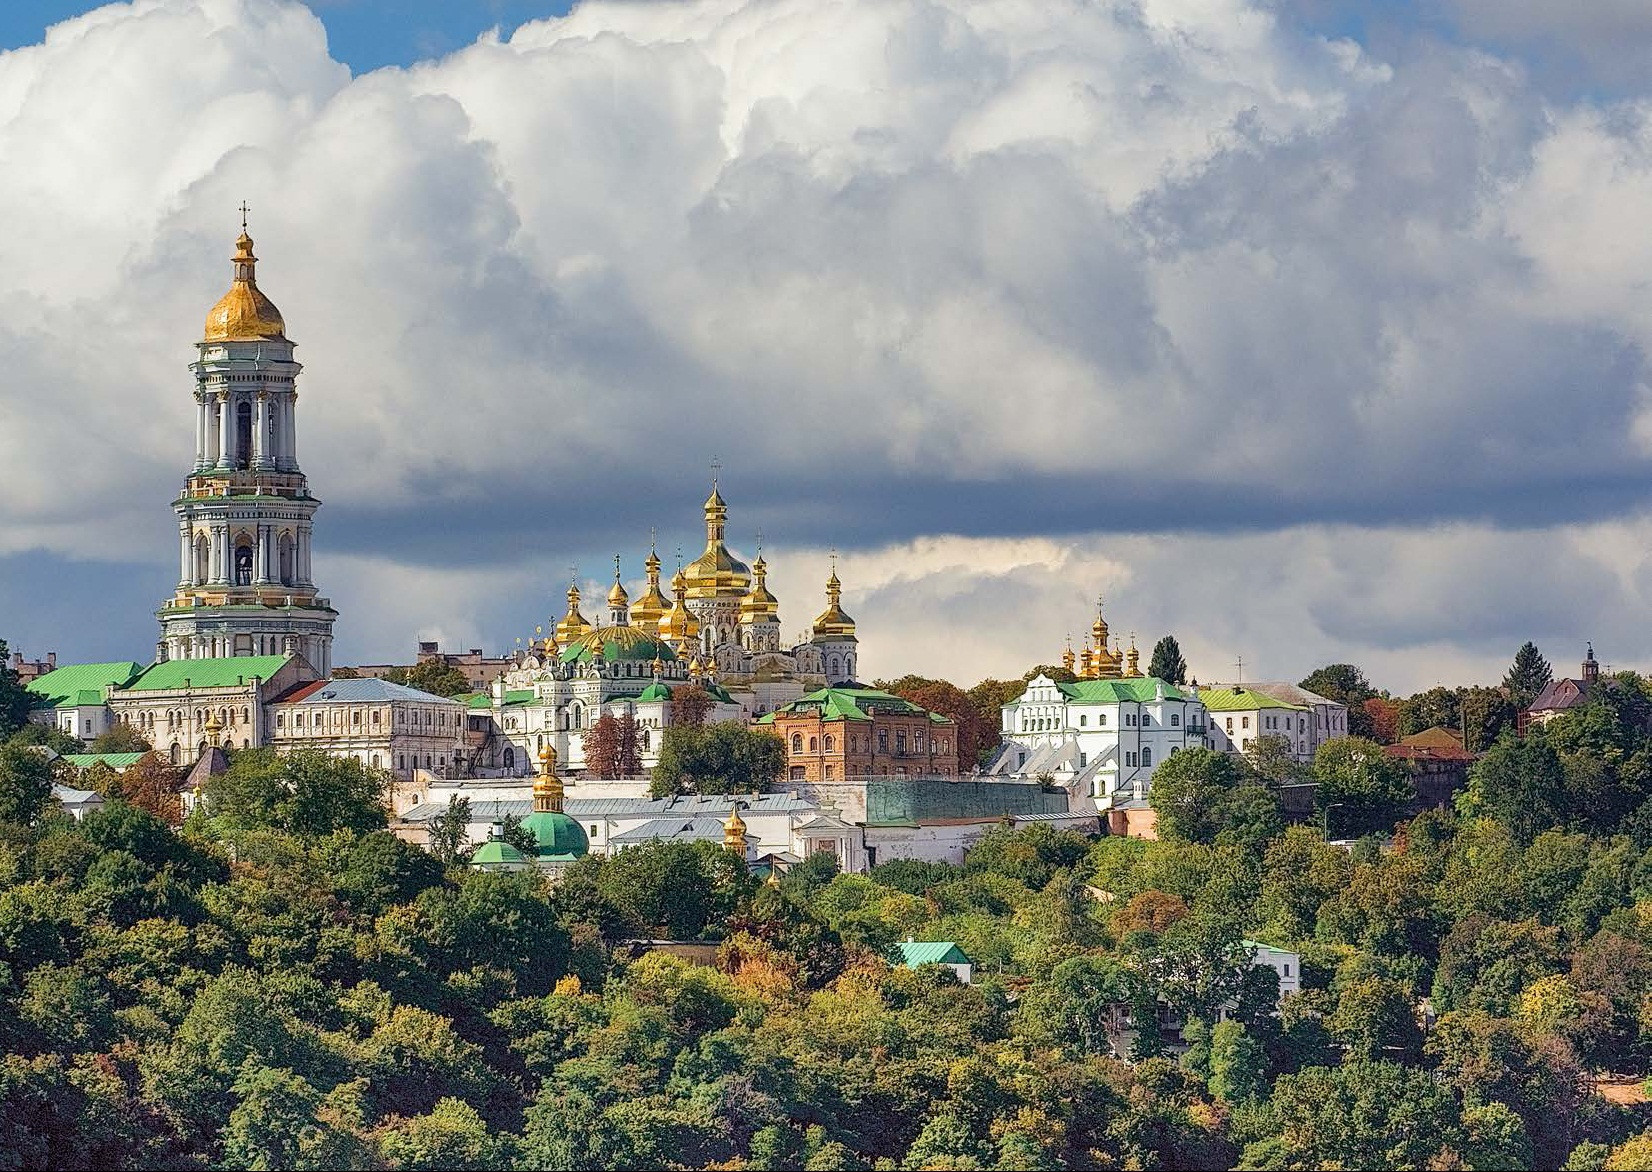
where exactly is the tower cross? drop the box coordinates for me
[710,456,721,488]
[238,201,250,231]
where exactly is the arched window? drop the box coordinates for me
[194,534,209,584]
[809,736,818,751]
[824,735,834,752]
[278,532,294,586]
[792,734,803,752]
[503,747,515,770]
[234,544,253,586]
[235,401,253,469]
[1141,746,1152,767]
[169,743,180,765]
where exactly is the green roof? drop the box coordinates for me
[26,662,142,709]
[501,689,534,707]
[636,682,673,702]
[61,752,147,770]
[125,656,294,692]
[892,941,970,968]
[470,839,527,866]
[1051,678,1190,704]
[458,692,494,709]
[1198,687,1307,713]
[763,687,948,725]
[522,809,589,860]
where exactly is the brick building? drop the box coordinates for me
[757,686,959,782]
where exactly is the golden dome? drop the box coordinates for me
[740,553,780,624]
[683,479,750,599]
[203,231,286,342]
[607,557,630,610]
[659,566,702,647]
[724,804,748,853]
[811,564,857,640]
[630,546,669,630]
[554,577,592,644]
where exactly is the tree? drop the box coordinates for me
[1246,1062,1469,1169]
[582,713,641,779]
[1505,642,1553,710]
[1021,664,1077,684]
[650,721,784,797]
[0,640,31,740]
[1458,735,1566,843]
[107,752,183,823]
[0,743,54,826]
[202,748,389,837]
[1363,697,1400,744]
[669,685,714,728]
[1312,737,1412,838]
[496,812,537,857]
[1146,748,1247,845]
[1300,664,1377,738]
[427,796,472,864]
[1460,685,1518,753]
[1397,685,1460,738]
[1147,636,1188,685]
[87,723,152,754]
[883,676,997,769]
[384,659,470,698]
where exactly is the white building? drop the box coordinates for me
[991,676,1208,808]
[106,654,316,762]
[1198,686,1313,760]
[267,677,467,781]
[1221,682,1347,758]
[25,661,143,741]
[1246,939,1302,997]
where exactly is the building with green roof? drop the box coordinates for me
[105,654,316,763]
[891,940,973,984]
[758,687,960,783]
[25,661,143,741]
[1198,686,1311,760]
[991,672,1209,832]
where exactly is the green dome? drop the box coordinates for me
[637,682,673,702]
[522,810,589,860]
[560,625,678,665]
[470,839,527,867]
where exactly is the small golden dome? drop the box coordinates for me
[554,577,592,644]
[630,547,670,630]
[203,231,286,342]
[740,553,780,623]
[812,559,856,640]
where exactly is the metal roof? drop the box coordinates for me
[276,677,462,705]
[609,817,728,844]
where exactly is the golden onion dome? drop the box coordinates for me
[607,577,629,609]
[811,567,857,640]
[740,554,780,623]
[554,579,592,644]
[630,547,669,630]
[684,480,749,599]
[203,231,287,342]
[659,566,702,645]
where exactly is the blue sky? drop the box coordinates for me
[3,0,1652,691]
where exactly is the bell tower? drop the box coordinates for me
[155,211,337,673]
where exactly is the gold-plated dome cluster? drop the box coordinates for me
[202,231,286,342]
[682,485,752,600]
[1065,595,1138,679]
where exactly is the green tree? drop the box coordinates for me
[1148,748,1246,845]
[1147,636,1188,684]
[1246,1061,1467,1169]
[384,658,470,697]
[1329,975,1422,1062]
[427,796,473,864]
[1397,685,1460,738]
[202,748,388,837]
[651,721,784,797]
[0,743,55,826]
[1312,737,1412,838]
[0,640,31,739]
[1299,664,1377,738]
[87,722,152,754]
[496,811,538,857]
[1208,1020,1266,1104]
[1505,642,1554,710]
[1458,735,1567,843]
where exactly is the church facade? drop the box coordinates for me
[154,220,336,674]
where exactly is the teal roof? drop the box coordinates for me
[26,662,142,709]
[126,656,293,692]
[637,682,673,702]
[893,941,970,967]
[470,839,527,866]
[458,693,494,709]
[703,682,734,704]
[1198,686,1306,713]
[522,809,589,860]
[1054,678,1190,704]
[501,690,534,707]
[62,752,147,771]
[761,687,947,725]
[559,627,678,665]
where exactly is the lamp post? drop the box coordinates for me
[1321,801,1346,841]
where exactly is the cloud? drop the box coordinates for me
[2,0,1651,684]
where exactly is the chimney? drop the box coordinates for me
[47,652,56,668]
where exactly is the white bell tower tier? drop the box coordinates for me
[155,214,337,673]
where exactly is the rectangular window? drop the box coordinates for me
[1225,717,1233,733]
[1080,714,1088,727]
[1171,713,1180,726]
[1242,716,1250,729]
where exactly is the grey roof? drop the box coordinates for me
[399,791,817,823]
[1225,681,1342,709]
[1010,811,1101,823]
[609,817,729,844]
[285,678,463,705]
[51,783,102,805]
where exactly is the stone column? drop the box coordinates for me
[253,394,269,469]
[195,397,208,470]
[217,394,232,469]
[178,522,192,586]
[285,396,298,470]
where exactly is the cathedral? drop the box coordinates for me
[1062,596,1141,680]
[481,483,861,776]
[154,215,336,674]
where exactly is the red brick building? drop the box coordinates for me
[757,687,959,782]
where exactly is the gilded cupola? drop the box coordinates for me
[629,545,669,631]
[554,575,593,644]
[659,562,702,649]
[811,558,857,641]
[683,478,750,600]
[740,546,780,625]
[203,226,287,343]
[605,555,630,626]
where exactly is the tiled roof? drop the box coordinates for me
[1198,686,1307,713]
[26,661,143,708]
[125,656,293,692]
[274,677,462,705]
[1528,678,1589,713]
[1385,726,1475,763]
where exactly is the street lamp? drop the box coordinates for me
[1321,801,1346,841]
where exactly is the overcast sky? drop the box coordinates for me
[2,0,1651,694]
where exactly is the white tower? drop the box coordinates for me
[156,214,336,672]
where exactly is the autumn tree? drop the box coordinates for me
[669,684,714,727]
[582,713,642,779]
[1148,635,1188,684]
[884,676,997,768]
[111,752,183,824]
[1364,697,1400,743]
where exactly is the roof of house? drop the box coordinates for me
[51,783,104,807]
[1198,686,1308,713]
[273,677,461,706]
[397,791,816,822]
[26,661,143,708]
[1384,726,1476,763]
[1238,681,1341,709]
[124,656,294,692]
[893,940,970,967]
[182,745,231,792]
[757,687,952,725]
[608,817,729,845]
[61,752,147,771]
[1528,677,1591,714]
[1057,678,1192,704]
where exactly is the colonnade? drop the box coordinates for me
[193,388,299,472]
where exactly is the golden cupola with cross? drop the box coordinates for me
[682,481,751,601]
[554,575,592,644]
[629,544,670,631]
[1075,595,1123,680]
